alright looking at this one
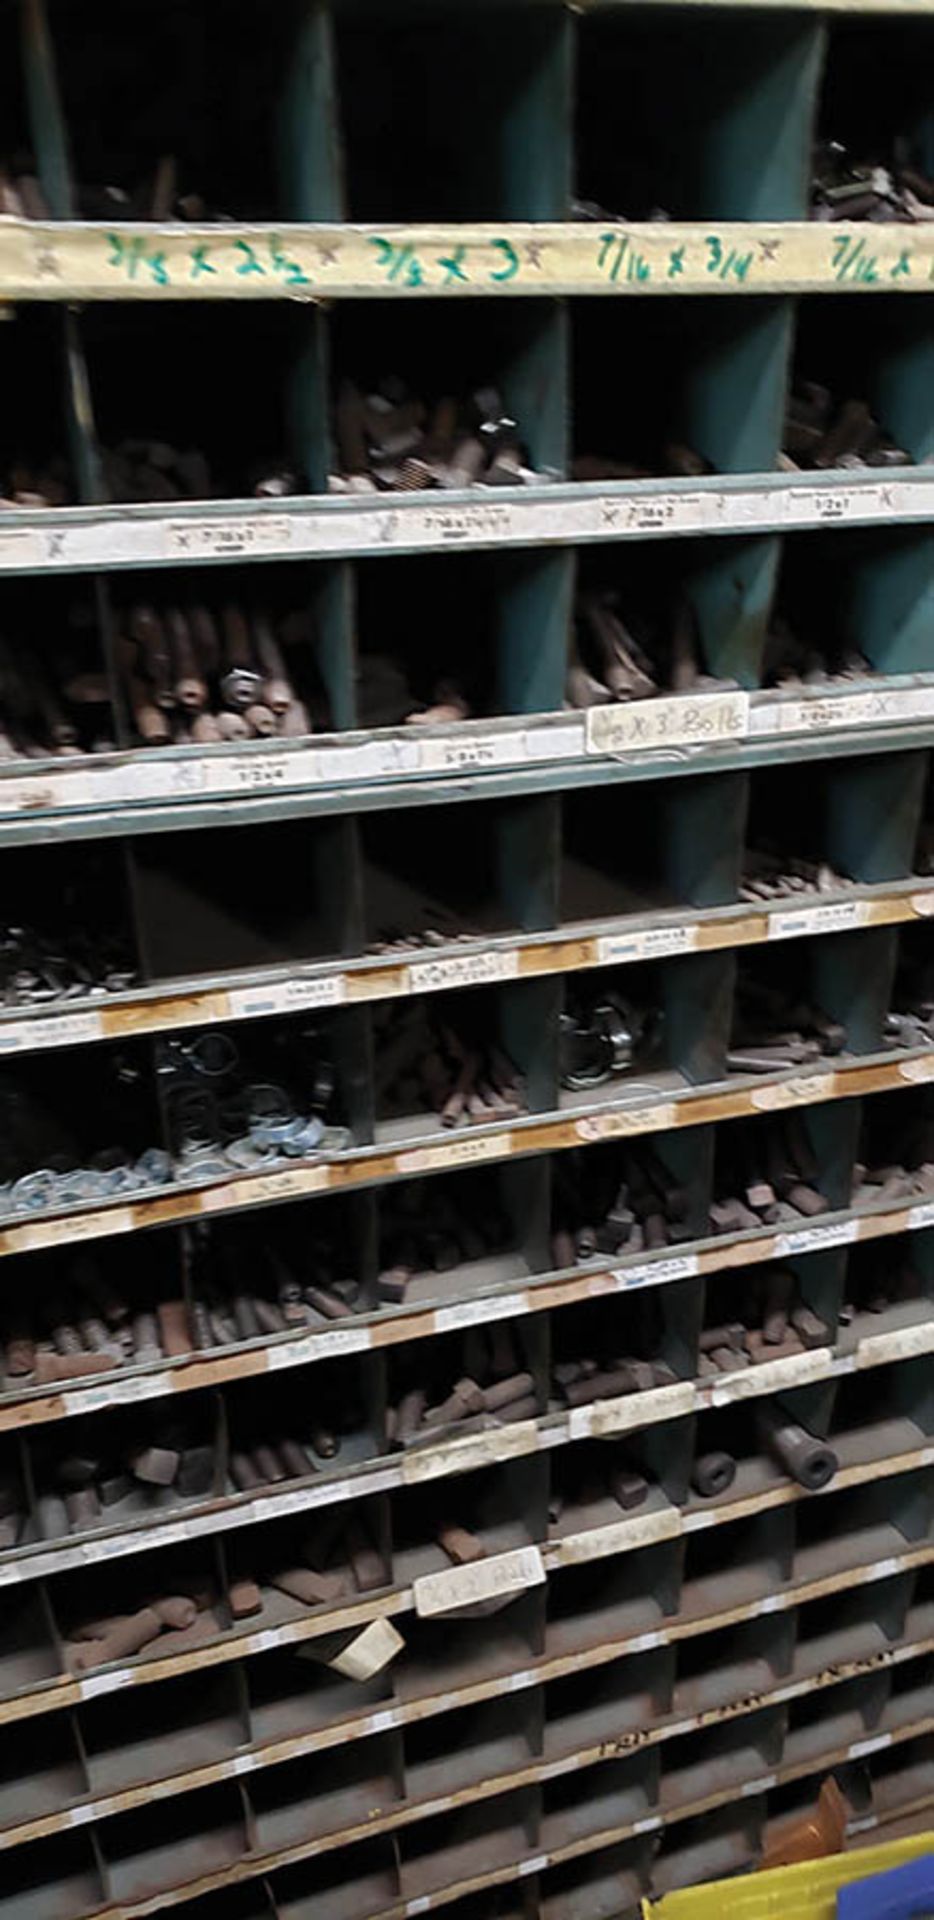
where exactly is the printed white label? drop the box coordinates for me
[860,1559,900,1586]
[78,1669,136,1701]
[899,1056,934,1084]
[804,487,877,524]
[858,1321,934,1368]
[403,1419,540,1484]
[248,1629,288,1656]
[910,893,934,918]
[0,529,42,566]
[552,1507,681,1566]
[759,685,934,739]
[849,1734,893,1759]
[750,1073,836,1111]
[504,1669,534,1693]
[8,1206,135,1252]
[575,1102,677,1143]
[608,1254,699,1292]
[201,1165,331,1213]
[773,1219,858,1257]
[396,1133,508,1175]
[216,748,318,794]
[708,1347,833,1405]
[366,1708,400,1735]
[407,950,519,994]
[768,900,870,942]
[66,1372,174,1416]
[414,1544,545,1617]
[586,691,749,757]
[227,976,346,1019]
[419,502,516,546]
[909,1203,934,1232]
[433,1292,526,1333]
[0,1009,104,1053]
[166,515,293,558]
[627,1630,664,1654]
[266,1323,371,1370]
[597,924,699,965]
[329,1618,404,1681]
[569,1380,696,1440]
[417,730,531,774]
[519,1857,549,1879]
[743,1775,777,1797]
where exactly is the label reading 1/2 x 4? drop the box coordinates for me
[586,691,749,757]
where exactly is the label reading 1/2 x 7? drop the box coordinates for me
[586,691,749,757]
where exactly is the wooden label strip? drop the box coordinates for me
[0,1046,929,1256]
[2,220,933,301]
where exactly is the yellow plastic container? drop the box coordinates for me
[644,1834,934,1920]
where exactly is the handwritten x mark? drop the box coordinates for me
[315,241,341,266]
[758,239,781,262]
[524,242,546,270]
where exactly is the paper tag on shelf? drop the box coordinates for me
[407,950,519,994]
[0,1009,104,1053]
[750,1073,836,1111]
[575,1102,677,1143]
[586,690,749,757]
[66,1371,174,1417]
[200,1165,332,1213]
[849,1733,893,1759]
[0,529,42,567]
[8,1205,134,1252]
[707,1346,833,1405]
[414,1544,545,1618]
[78,1669,136,1702]
[908,1202,934,1232]
[417,730,531,774]
[911,893,934,918]
[552,1506,681,1567]
[327,1618,404,1681]
[417,501,517,546]
[792,484,886,527]
[266,1322,372,1370]
[773,1219,858,1257]
[165,515,293,559]
[899,1055,934,1084]
[768,900,871,942]
[569,1380,695,1440]
[597,925,699,965]
[857,1320,934,1368]
[403,1419,540,1484]
[226,976,347,1019]
[433,1292,527,1333]
[606,1253,699,1293]
[395,1133,508,1176]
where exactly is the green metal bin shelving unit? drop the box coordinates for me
[2,3,934,1917]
